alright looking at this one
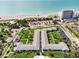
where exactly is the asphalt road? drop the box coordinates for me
[59,23,79,47]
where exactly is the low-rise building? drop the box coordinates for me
[41,28,69,52]
[14,30,40,52]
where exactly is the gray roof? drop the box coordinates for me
[32,30,40,49]
[14,30,40,51]
[14,28,69,52]
[41,29,69,51]
[41,30,49,49]
[42,27,57,31]
[44,42,69,51]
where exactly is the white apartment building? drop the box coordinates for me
[58,9,79,22]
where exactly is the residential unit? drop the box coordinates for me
[14,27,69,52]
[14,30,40,52]
[41,28,69,52]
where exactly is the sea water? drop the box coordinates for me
[0,0,79,16]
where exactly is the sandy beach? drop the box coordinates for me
[0,13,57,21]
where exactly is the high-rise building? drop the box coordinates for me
[58,10,74,20]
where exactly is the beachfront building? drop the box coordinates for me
[58,10,75,22]
[75,11,79,19]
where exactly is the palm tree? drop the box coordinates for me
[1,28,4,32]
[53,15,59,18]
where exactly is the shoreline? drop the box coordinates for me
[0,13,57,21]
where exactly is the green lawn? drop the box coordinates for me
[0,26,8,28]
[19,29,33,44]
[48,31,61,44]
[42,51,70,58]
[0,29,12,40]
[13,52,37,58]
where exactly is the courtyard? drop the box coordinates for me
[18,28,34,44]
[47,30,61,44]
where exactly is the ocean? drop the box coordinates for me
[0,0,79,16]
